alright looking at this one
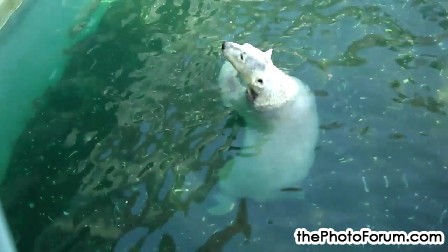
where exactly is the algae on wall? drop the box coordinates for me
[0,0,23,29]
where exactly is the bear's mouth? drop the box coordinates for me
[246,87,258,102]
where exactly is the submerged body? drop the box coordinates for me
[211,42,319,215]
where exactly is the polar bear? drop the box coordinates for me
[210,41,319,215]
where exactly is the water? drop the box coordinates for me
[0,0,447,251]
[0,0,110,179]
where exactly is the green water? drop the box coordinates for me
[1,0,447,251]
[0,0,109,180]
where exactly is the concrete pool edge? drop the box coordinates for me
[0,0,24,29]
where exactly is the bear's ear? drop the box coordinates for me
[264,48,273,59]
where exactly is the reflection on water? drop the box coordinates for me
[1,0,447,251]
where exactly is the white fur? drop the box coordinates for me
[211,42,319,215]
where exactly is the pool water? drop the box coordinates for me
[0,0,447,251]
[0,0,109,180]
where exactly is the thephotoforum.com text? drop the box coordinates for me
[294,228,445,245]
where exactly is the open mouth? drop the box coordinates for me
[246,87,258,102]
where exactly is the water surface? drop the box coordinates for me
[1,0,447,251]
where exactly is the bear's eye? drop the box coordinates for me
[257,78,263,85]
[240,53,244,60]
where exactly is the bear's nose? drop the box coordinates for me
[221,42,226,50]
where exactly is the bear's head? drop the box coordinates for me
[221,41,271,85]
[221,41,299,110]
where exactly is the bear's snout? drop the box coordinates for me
[221,42,227,50]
